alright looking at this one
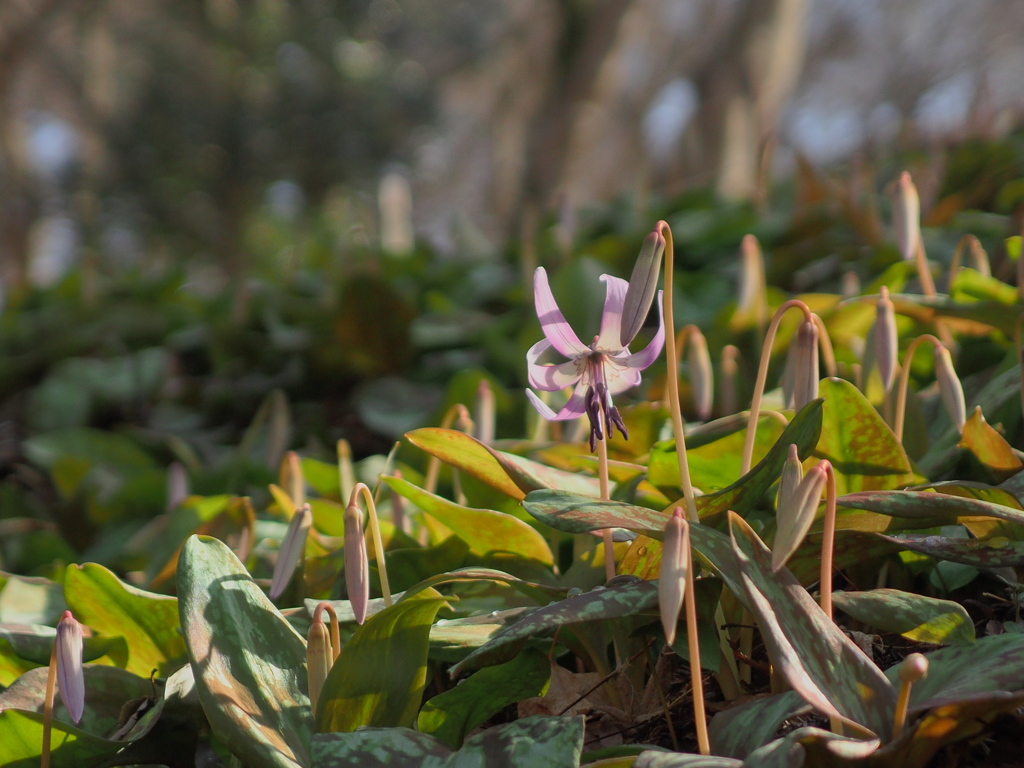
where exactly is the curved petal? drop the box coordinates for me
[621,289,665,372]
[527,339,585,391]
[525,381,588,421]
[595,275,629,352]
[604,360,643,395]
[534,267,588,357]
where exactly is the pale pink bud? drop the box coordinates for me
[792,319,820,410]
[307,607,332,716]
[474,379,495,445]
[687,329,714,422]
[621,229,666,347]
[345,502,370,625]
[658,509,689,646]
[737,235,767,325]
[269,503,312,600]
[892,171,921,262]
[873,287,898,393]
[55,610,85,724]
[899,652,929,683]
[772,461,827,571]
[935,346,966,431]
[776,445,803,513]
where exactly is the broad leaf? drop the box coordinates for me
[418,649,551,747]
[383,476,553,566]
[832,589,974,645]
[312,729,450,768]
[838,490,1024,526]
[63,563,185,677]
[875,533,1024,568]
[708,690,808,758]
[959,407,1023,482]
[315,588,448,733]
[728,513,897,738]
[405,428,525,500]
[178,535,311,768]
[813,378,915,494]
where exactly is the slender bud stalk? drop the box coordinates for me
[349,482,392,608]
[657,222,698,522]
[270,504,312,600]
[893,652,929,739]
[819,462,837,619]
[741,299,814,475]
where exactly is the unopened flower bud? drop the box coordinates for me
[773,461,828,571]
[307,606,333,716]
[892,171,921,262]
[269,503,312,600]
[776,444,803,512]
[792,319,820,411]
[474,379,495,445]
[658,508,689,646]
[935,346,966,431]
[345,502,370,624]
[621,229,666,347]
[280,451,305,510]
[899,652,929,683]
[737,235,767,326]
[874,287,898,393]
[55,611,84,724]
[687,329,714,422]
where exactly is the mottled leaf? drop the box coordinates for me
[449,714,584,768]
[838,490,1024,526]
[418,649,550,747]
[405,428,526,500]
[315,588,448,733]
[813,378,915,494]
[312,728,450,768]
[178,535,311,768]
[729,513,897,738]
[63,563,185,677]
[832,589,974,646]
[634,752,740,767]
[383,476,553,566]
[959,407,1023,482]
[451,579,660,676]
[875,532,1024,567]
[708,690,808,759]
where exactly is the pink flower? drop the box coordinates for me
[526,267,665,450]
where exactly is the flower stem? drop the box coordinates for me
[317,602,342,660]
[684,535,710,756]
[424,404,472,494]
[892,334,942,442]
[656,221,697,522]
[351,483,392,606]
[741,299,813,475]
[597,432,616,582]
[820,462,837,620]
[41,642,57,768]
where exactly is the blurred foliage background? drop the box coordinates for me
[4,0,1024,571]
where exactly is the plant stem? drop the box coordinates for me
[318,602,342,660]
[41,643,57,768]
[352,483,392,606]
[740,299,813,475]
[820,462,837,620]
[810,314,837,377]
[424,404,471,494]
[597,433,616,582]
[683,531,710,756]
[892,334,942,442]
[657,222,698,522]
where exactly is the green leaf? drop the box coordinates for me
[450,579,659,676]
[312,728,450,767]
[649,415,786,492]
[0,573,66,625]
[178,535,311,768]
[382,476,553,566]
[889,293,1018,336]
[813,378,915,494]
[418,649,551,747]
[728,513,897,738]
[0,625,128,678]
[958,407,1023,482]
[668,577,724,672]
[405,428,526,500]
[832,589,974,645]
[315,588,448,733]
[875,533,1024,568]
[63,563,185,677]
